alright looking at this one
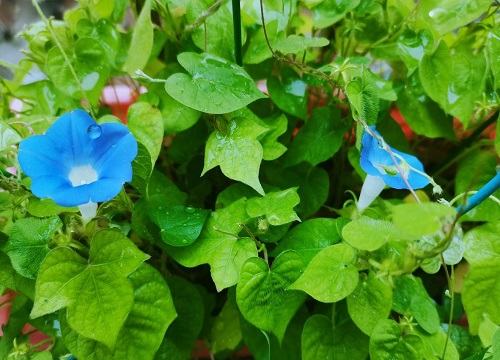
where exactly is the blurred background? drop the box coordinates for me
[0,0,76,81]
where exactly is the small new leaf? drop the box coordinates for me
[246,188,300,226]
[202,117,268,195]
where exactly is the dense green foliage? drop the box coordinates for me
[0,0,500,359]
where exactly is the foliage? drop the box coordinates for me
[0,0,499,359]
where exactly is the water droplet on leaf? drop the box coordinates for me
[185,206,196,214]
[111,142,117,148]
[87,124,102,139]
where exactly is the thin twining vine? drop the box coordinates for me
[259,0,337,91]
[182,0,228,39]
[31,0,96,120]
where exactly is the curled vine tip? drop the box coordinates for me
[18,109,137,210]
[360,126,430,190]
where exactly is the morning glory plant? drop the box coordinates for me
[357,126,432,213]
[17,109,137,221]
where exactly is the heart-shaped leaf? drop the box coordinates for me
[236,251,306,342]
[31,230,150,349]
[289,243,359,303]
[165,52,266,114]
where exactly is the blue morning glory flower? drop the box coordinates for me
[360,126,429,190]
[18,109,137,209]
[357,126,431,213]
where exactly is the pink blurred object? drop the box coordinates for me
[101,85,145,124]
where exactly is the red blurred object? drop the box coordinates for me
[390,107,413,140]
[101,85,142,124]
[0,291,51,350]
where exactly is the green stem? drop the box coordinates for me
[231,0,243,66]
[31,0,96,119]
[441,259,454,359]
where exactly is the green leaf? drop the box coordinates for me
[267,68,308,120]
[0,120,22,150]
[243,20,284,64]
[46,37,110,105]
[456,150,500,221]
[302,314,369,360]
[479,315,499,347]
[187,0,235,61]
[347,273,393,335]
[259,113,288,161]
[462,222,500,334]
[62,263,177,360]
[76,18,120,65]
[391,203,457,238]
[123,0,153,73]
[396,75,455,139]
[246,188,300,226]
[155,276,205,360]
[236,251,306,342]
[275,35,329,55]
[127,102,164,166]
[369,319,425,360]
[414,327,460,360]
[4,216,62,279]
[284,106,347,167]
[419,41,487,126]
[165,52,266,114]
[0,252,35,299]
[312,0,361,28]
[345,67,380,124]
[150,205,210,246]
[416,0,491,35]
[397,29,434,75]
[392,275,440,334]
[493,328,500,360]
[27,198,78,217]
[211,297,242,354]
[202,117,268,195]
[272,217,347,263]
[486,27,500,91]
[166,199,257,291]
[289,243,359,303]
[264,162,330,218]
[342,216,406,251]
[31,230,150,349]
[159,91,201,135]
[131,142,153,194]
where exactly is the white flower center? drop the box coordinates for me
[68,165,98,187]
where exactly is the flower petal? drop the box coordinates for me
[91,128,137,177]
[358,174,386,213]
[360,126,429,190]
[44,109,96,165]
[18,136,70,178]
[87,178,124,203]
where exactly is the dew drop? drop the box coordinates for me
[185,206,196,214]
[182,223,188,227]
[182,239,188,244]
[111,142,117,148]
[87,124,102,139]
